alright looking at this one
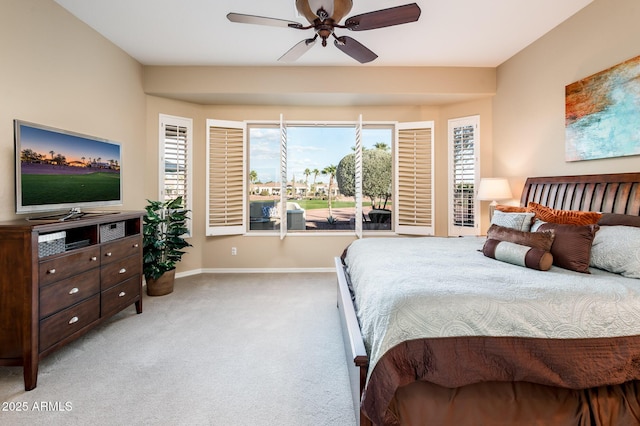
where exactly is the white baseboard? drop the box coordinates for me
[176,267,334,277]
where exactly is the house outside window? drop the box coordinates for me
[247,123,393,233]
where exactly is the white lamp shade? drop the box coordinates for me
[477,178,513,202]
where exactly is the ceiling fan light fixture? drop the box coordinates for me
[295,0,353,22]
[307,0,333,18]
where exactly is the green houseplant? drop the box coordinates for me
[143,196,192,296]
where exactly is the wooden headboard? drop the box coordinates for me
[520,172,640,216]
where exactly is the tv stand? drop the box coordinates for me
[0,211,144,390]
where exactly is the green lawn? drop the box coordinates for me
[21,173,120,205]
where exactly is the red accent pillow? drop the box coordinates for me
[528,203,602,226]
[495,205,531,213]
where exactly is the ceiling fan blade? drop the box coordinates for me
[334,36,377,64]
[344,3,421,31]
[279,38,317,62]
[227,13,303,29]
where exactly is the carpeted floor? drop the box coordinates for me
[0,273,356,426]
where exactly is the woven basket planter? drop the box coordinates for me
[146,269,176,296]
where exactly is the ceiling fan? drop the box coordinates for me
[227,0,421,63]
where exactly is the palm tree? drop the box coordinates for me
[249,170,258,195]
[374,142,390,151]
[322,165,337,219]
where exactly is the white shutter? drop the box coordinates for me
[448,116,479,236]
[354,115,363,238]
[206,119,245,236]
[395,121,434,236]
[159,114,192,235]
[279,114,287,240]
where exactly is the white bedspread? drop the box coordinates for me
[344,236,640,377]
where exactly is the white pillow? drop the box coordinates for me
[491,211,535,232]
[590,226,640,279]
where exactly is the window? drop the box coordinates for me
[448,115,479,236]
[206,118,433,238]
[159,114,193,235]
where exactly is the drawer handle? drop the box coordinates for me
[119,268,127,274]
[133,243,139,248]
[47,268,56,275]
[118,291,126,297]
[68,316,79,325]
[69,287,79,295]
[90,256,97,261]
[106,252,112,257]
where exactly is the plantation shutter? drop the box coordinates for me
[279,115,287,240]
[159,114,192,235]
[354,115,363,238]
[395,121,434,236]
[206,119,245,236]
[448,116,479,236]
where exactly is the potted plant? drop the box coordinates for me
[143,196,192,296]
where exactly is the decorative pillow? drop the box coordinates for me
[483,239,553,271]
[535,222,599,273]
[496,205,530,213]
[528,202,602,226]
[530,219,545,232]
[486,224,555,252]
[490,210,535,231]
[261,206,277,218]
[598,213,640,228]
[590,226,640,279]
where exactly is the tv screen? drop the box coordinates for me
[14,120,123,216]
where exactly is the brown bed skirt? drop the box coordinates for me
[362,336,640,425]
[388,380,640,426]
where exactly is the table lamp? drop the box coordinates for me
[477,178,513,222]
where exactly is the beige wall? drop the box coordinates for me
[494,0,640,198]
[8,0,637,273]
[0,0,147,222]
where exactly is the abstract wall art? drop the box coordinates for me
[565,54,640,162]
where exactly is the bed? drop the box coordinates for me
[336,172,640,426]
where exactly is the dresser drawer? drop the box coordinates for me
[39,295,100,351]
[101,235,142,264]
[39,268,100,319]
[101,276,140,317]
[100,254,141,290]
[39,246,100,287]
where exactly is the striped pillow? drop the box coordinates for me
[536,222,599,273]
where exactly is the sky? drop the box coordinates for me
[250,124,392,184]
[18,123,121,163]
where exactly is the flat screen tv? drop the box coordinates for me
[14,120,123,218]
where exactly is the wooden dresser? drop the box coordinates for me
[0,211,144,390]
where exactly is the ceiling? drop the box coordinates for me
[54,0,593,68]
